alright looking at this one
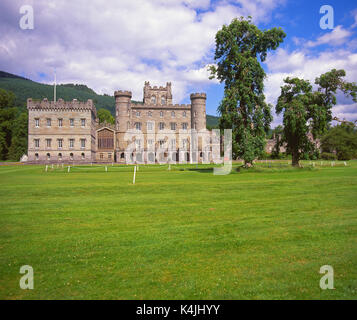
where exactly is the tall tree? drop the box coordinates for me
[0,89,17,160]
[8,112,28,161]
[210,17,286,166]
[276,69,357,166]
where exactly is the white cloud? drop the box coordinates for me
[0,0,283,103]
[264,48,357,126]
[306,25,352,47]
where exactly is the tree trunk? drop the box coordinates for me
[292,151,299,167]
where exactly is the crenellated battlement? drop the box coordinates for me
[114,90,132,98]
[27,98,96,116]
[190,93,207,100]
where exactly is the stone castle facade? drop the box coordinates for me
[27,82,210,163]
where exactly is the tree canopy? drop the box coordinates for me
[276,69,357,166]
[210,17,286,166]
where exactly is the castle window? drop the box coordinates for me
[58,153,62,161]
[58,139,63,149]
[183,111,186,117]
[34,139,40,148]
[135,122,142,131]
[194,111,197,117]
[47,153,51,160]
[58,118,63,127]
[148,111,152,117]
[35,153,39,160]
[136,111,141,117]
[100,153,103,160]
[81,119,86,127]
[135,139,141,149]
[147,139,154,147]
[159,139,165,148]
[170,139,176,150]
[161,96,166,105]
[46,118,51,127]
[35,118,40,127]
[151,96,156,104]
[160,111,163,118]
[147,121,153,131]
[121,152,125,159]
[69,139,74,148]
[182,123,188,130]
[182,139,188,149]
[171,111,175,118]
[159,122,165,130]
[108,153,112,159]
[127,121,130,130]
[81,153,85,160]
[70,118,74,127]
[46,139,52,148]
[70,153,74,160]
[170,122,176,131]
[80,139,86,148]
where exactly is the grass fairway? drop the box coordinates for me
[0,161,356,300]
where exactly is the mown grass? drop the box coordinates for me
[0,161,356,299]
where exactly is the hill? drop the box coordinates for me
[0,70,219,127]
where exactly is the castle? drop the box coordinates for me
[27,82,210,164]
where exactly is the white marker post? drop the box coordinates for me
[105,166,107,172]
[133,166,137,184]
[344,161,347,166]
[45,165,48,172]
[68,166,70,173]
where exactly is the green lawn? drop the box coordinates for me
[0,161,356,299]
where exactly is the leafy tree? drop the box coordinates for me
[8,112,28,161]
[321,123,357,160]
[271,125,284,159]
[210,17,286,166]
[276,69,357,166]
[97,108,115,125]
[0,89,17,160]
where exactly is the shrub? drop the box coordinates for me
[321,152,337,160]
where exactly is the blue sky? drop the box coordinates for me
[0,0,356,126]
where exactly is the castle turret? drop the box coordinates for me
[114,90,132,133]
[190,93,206,131]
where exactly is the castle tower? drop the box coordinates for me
[115,90,132,131]
[190,93,206,131]
[143,81,173,105]
[115,90,132,154]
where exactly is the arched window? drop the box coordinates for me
[171,111,175,118]
[70,153,74,160]
[121,152,125,159]
[81,153,85,160]
[183,111,186,117]
[161,96,166,105]
[47,153,50,160]
[58,153,62,161]
[160,111,163,118]
[151,96,156,104]
[35,153,39,160]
